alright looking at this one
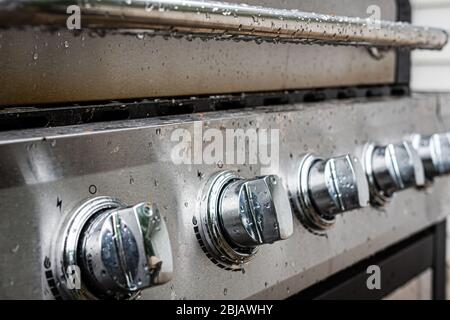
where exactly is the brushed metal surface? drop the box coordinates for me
[0,93,450,299]
[0,0,397,105]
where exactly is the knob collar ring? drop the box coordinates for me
[197,170,258,270]
[292,154,336,233]
[54,196,141,300]
[363,143,392,207]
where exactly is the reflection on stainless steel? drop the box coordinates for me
[196,171,293,270]
[363,141,425,206]
[16,142,61,186]
[288,153,369,232]
[0,0,447,49]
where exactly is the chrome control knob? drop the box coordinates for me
[58,198,173,299]
[220,175,293,247]
[79,203,172,299]
[197,171,293,269]
[289,154,369,231]
[363,141,425,206]
[411,133,450,182]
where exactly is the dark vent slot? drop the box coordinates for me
[154,103,195,116]
[366,88,384,97]
[391,86,409,96]
[304,92,326,102]
[337,89,357,100]
[214,100,245,111]
[263,97,289,106]
[81,109,130,123]
[0,116,49,131]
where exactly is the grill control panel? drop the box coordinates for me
[2,95,450,300]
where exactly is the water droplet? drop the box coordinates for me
[10,244,19,253]
[32,52,38,60]
[223,288,227,295]
[63,40,69,48]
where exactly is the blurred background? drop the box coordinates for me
[411,0,450,92]
[395,0,450,299]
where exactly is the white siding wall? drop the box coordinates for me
[411,0,450,263]
[411,1,450,264]
[411,0,450,92]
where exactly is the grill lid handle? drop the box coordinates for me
[0,0,447,50]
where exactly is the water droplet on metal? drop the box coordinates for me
[10,244,19,253]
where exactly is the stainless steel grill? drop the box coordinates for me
[0,0,449,300]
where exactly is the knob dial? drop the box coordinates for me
[289,154,369,231]
[197,171,293,269]
[57,197,173,299]
[363,141,425,206]
[411,133,450,182]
